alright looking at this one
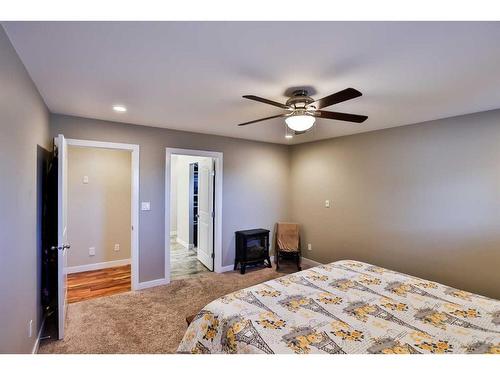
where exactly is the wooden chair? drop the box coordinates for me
[275,222,301,271]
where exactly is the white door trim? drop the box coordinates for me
[165,148,223,283]
[66,138,140,291]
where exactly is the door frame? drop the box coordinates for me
[66,138,140,290]
[165,148,223,281]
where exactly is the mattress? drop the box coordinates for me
[177,260,500,354]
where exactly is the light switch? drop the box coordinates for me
[83,175,89,184]
[141,202,151,211]
[89,247,95,256]
[325,200,331,208]
[114,243,120,252]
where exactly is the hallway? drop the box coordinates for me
[170,240,209,280]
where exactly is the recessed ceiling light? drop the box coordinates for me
[113,105,127,113]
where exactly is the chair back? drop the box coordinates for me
[276,222,300,252]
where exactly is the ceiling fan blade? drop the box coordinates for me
[238,114,284,126]
[312,88,362,109]
[314,110,368,123]
[243,95,289,109]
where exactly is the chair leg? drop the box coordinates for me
[296,253,302,271]
[275,251,280,270]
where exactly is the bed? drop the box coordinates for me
[177,260,500,354]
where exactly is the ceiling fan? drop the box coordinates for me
[238,88,368,135]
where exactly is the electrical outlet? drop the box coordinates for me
[89,247,95,256]
[325,200,331,208]
[114,243,120,252]
[28,319,33,338]
[307,243,312,251]
[83,175,89,184]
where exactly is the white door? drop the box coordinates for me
[56,134,69,339]
[197,158,214,271]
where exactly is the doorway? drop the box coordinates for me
[66,141,133,303]
[65,139,139,295]
[52,134,139,339]
[165,148,223,282]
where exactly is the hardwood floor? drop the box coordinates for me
[67,264,131,303]
[67,240,209,303]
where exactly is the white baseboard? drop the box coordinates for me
[32,318,45,354]
[219,265,235,273]
[271,255,323,267]
[301,256,323,267]
[219,256,323,274]
[67,259,131,274]
[175,237,190,249]
[136,278,169,290]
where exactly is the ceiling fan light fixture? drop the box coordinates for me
[238,88,367,133]
[285,114,315,132]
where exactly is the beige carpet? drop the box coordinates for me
[38,264,306,354]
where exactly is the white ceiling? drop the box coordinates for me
[4,21,500,144]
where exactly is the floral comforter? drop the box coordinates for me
[177,260,500,354]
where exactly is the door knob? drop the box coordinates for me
[51,244,71,251]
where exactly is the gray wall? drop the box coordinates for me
[67,147,131,268]
[50,114,290,282]
[290,109,500,299]
[0,26,50,353]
